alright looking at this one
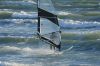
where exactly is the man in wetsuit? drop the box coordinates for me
[50,32,61,51]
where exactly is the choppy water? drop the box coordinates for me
[0,0,100,66]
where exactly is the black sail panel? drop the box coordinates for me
[38,8,59,26]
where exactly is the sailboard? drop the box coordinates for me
[37,0,61,51]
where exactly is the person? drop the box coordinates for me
[50,32,61,51]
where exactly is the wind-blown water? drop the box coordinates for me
[0,0,100,66]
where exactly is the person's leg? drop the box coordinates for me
[57,43,61,51]
[50,44,52,50]
[53,46,55,50]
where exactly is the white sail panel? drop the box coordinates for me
[40,18,60,35]
[38,0,56,14]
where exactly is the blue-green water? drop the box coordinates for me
[0,0,100,66]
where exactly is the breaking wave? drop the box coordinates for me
[12,11,37,19]
[0,46,58,55]
[60,19,100,29]
[0,61,43,66]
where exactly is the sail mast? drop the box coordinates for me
[37,0,40,33]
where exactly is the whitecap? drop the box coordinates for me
[0,61,43,66]
[60,19,100,29]
[58,11,72,15]
[12,11,37,19]
[21,48,55,56]
[0,46,20,54]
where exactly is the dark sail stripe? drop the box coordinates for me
[38,8,56,17]
[38,8,59,26]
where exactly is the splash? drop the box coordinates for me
[21,48,56,56]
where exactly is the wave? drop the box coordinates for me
[60,19,100,29]
[57,11,72,15]
[0,46,20,55]
[0,19,37,34]
[0,19,37,25]
[0,61,42,66]
[0,31,100,51]
[0,1,36,5]
[0,31,100,43]
[0,37,36,43]
[0,11,37,19]
[0,46,58,56]
[12,11,37,19]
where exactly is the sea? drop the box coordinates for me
[0,0,100,66]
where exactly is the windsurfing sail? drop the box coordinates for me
[37,0,61,51]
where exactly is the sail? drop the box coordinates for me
[37,0,61,50]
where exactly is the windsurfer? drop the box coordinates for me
[50,32,61,51]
